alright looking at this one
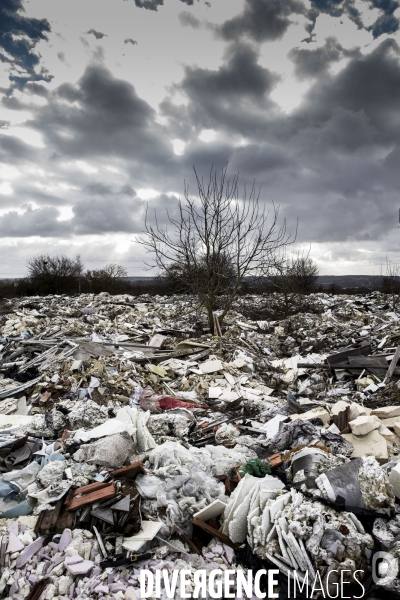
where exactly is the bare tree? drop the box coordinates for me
[138,165,294,332]
[287,254,319,294]
[86,264,128,294]
[165,252,236,294]
[381,258,400,310]
[27,254,84,294]
[268,251,318,316]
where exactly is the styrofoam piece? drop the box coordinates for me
[122,521,162,551]
[199,359,224,374]
[222,474,258,534]
[208,387,223,399]
[261,506,271,545]
[269,492,291,521]
[261,415,288,439]
[193,499,227,521]
[266,523,277,543]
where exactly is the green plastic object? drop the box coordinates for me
[238,459,271,478]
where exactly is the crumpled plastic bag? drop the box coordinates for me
[140,386,208,413]
[136,441,226,535]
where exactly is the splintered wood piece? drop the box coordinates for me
[110,462,146,479]
[176,531,201,555]
[192,517,239,549]
[67,483,116,511]
[267,453,284,468]
[26,578,50,600]
[385,345,400,383]
[64,481,112,508]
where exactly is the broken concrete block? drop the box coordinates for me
[349,403,371,421]
[378,425,396,443]
[372,406,400,419]
[231,358,247,369]
[290,407,330,426]
[392,423,400,438]
[380,417,400,430]
[331,400,350,416]
[350,415,381,436]
[342,430,388,461]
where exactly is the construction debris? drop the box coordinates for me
[2,290,400,597]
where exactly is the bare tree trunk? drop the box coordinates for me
[137,165,295,330]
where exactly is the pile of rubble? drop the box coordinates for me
[2,291,400,598]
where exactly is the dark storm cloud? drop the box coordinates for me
[133,0,195,8]
[161,43,279,139]
[289,37,361,79]
[160,35,400,247]
[216,0,305,42]
[0,134,35,163]
[306,0,400,38]
[216,0,400,43]
[0,189,181,238]
[86,29,107,40]
[367,0,400,37]
[291,39,400,146]
[71,196,144,234]
[134,0,164,9]
[29,64,173,165]
[179,11,201,28]
[0,206,70,238]
[69,188,180,236]
[0,0,51,87]
[26,82,49,97]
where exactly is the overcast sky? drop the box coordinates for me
[1,0,400,278]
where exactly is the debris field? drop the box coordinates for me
[2,291,400,598]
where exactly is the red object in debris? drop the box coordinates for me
[158,397,209,410]
[140,386,208,412]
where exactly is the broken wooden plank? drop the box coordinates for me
[26,578,50,600]
[267,452,284,468]
[67,482,116,511]
[385,345,400,383]
[110,462,146,479]
[64,482,111,509]
[176,531,201,555]
[192,517,239,549]
[326,345,372,367]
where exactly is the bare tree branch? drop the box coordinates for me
[137,165,295,331]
